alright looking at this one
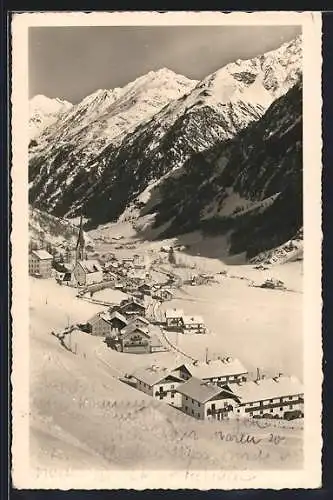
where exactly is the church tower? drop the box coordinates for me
[75,214,85,263]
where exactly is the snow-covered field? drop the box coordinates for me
[90,288,128,304]
[160,279,302,381]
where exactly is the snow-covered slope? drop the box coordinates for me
[29,68,197,163]
[151,80,302,260]
[29,95,73,141]
[29,206,93,250]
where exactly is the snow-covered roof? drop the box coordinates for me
[185,358,248,379]
[109,310,128,324]
[31,249,53,260]
[133,366,183,386]
[177,377,232,404]
[99,312,114,323]
[120,325,150,339]
[121,321,150,336]
[182,315,205,326]
[120,297,146,309]
[78,259,102,273]
[131,315,150,325]
[234,376,304,404]
[165,308,184,319]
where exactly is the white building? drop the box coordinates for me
[181,315,207,334]
[174,358,248,385]
[177,377,240,420]
[73,259,103,286]
[233,375,304,419]
[132,366,184,407]
[29,249,53,278]
[164,308,184,329]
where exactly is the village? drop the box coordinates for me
[28,218,304,424]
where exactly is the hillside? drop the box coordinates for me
[29,207,93,251]
[149,80,302,260]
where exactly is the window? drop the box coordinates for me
[289,405,293,409]
[171,385,174,389]
[250,412,253,417]
[289,396,292,400]
[171,393,174,398]
[270,409,273,413]
[186,396,188,401]
[249,403,253,407]
[237,409,240,413]
[192,410,194,415]
[185,406,188,412]
[270,399,273,403]
[160,386,163,391]
[260,410,263,415]
[280,407,283,411]
[211,404,216,411]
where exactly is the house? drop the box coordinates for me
[119,297,146,317]
[149,334,166,353]
[180,315,207,334]
[128,270,146,285]
[154,288,174,301]
[108,311,128,332]
[73,259,103,286]
[174,358,248,385]
[177,377,240,420]
[133,254,141,266]
[121,257,134,269]
[132,365,184,406]
[86,312,113,337]
[233,375,304,419]
[164,308,184,330]
[87,310,128,337]
[120,315,150,332]
[118,326,151,353]
[138,283,154,296]
[29,249,53,278]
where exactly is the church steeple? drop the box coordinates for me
[75,214,85,263]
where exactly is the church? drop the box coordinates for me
[72,216,103,287]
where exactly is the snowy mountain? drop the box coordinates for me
[29,95,73,141]
[151,80,302,260]
[29,36,302,247]
[29,68,197,165]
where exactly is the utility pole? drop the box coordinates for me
[205,347,209,364]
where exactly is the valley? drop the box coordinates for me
[29,222,303,470]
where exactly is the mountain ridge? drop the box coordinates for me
[29,36,302,261]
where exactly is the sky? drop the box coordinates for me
[29,25,301,103]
